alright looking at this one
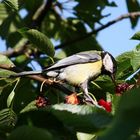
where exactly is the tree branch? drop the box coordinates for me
[0,64,72,95]
[31,0,53,28]
[0,0,53,58]
[1,12,140,57]
[0,42,28,57]
[55,12,140,50]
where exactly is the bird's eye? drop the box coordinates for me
[113,65,117,73]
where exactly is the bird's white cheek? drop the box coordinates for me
[103,54,114,73]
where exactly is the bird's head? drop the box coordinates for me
[101,51,117,85]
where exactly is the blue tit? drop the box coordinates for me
[11,51,117,104]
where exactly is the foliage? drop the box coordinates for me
[0,0,140,140]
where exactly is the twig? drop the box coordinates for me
[0,64,72,95]
[0,42,28,57]
[55,12,140,49]
[0,0,53,58]
[31,0,53,28]
[1,12,140,57]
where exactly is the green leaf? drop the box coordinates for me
[135,43,140,51]
[15,54,28,64]
[63,36,102,56]
[7,91,15,108]
[97,87,140,140]
[74,0,116,28]
[20,100,38,114]
[0,78,21,111]
[0,78,16,95]
[131,31,140,40]
[131,50,140,71]
[111,95,121,115]
[116,51,133,79]
[0,13,15,39]
[0,108,17,131]
[7,79,20,108]
[7,125,53,140]
[3,0,19,11]
[23,0,43,11]
[0,69,16,78]
[53,19,102,55]
[0,54,14,67]
[51,104,112,133]
[91,77,115,96]
[6,31,23,48]
[0,54,15,77]
[77,132,96,140]
[18,28,55,57]
[126,0,140,28]
[0,3,9,25]
[7,78,36,113]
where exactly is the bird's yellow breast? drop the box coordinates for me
[60,60,102,85]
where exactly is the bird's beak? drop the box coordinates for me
[110,74,116,86]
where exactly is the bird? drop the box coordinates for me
[10,50,117,105]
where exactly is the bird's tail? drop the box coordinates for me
[10,70,42,78]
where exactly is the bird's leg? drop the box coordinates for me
[84,88,98,106]
[80,81,98,106]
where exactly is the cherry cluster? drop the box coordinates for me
[115,83,130,94]
[35,82,132,113]
[35,95,50,108]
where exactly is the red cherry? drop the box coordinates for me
[115,83,130,94]
[35,95,50,107]
[98,99,112,112]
